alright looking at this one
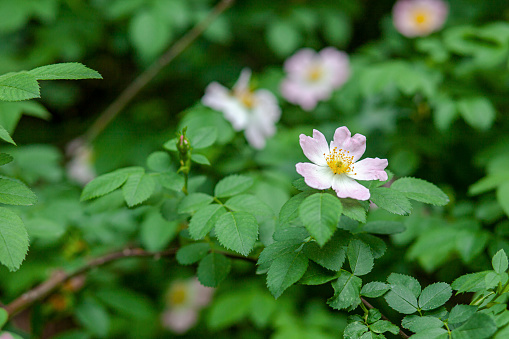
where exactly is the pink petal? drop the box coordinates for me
[161,308,198,334]
[202,82,230,111]
[296,163,334,190]
[330,127,366,162]
[319,47,351,88]
[332,175,371,200]
[284,48,316,74]
[299,130,329,166]
[349,158,389,181]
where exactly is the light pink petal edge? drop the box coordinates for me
[299,130,329,166]
[349,158,388,181]
[332,175,370,200]
[296,163,333,190]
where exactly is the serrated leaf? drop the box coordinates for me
[492,249,509,274]
[387,273,422,298]
[451,313,497,339]
[344,321,369,339]
[279,191,312,228]
[215,211,258,256]
[176,243,210,265]
[191,153,210,165]
[257,239,302,266]
[225,194,273,217]
[410,328,448,339]
[81,168,133,201]
[356,234,386,259]
[197,253,231,287]
[348,239,374,276]
[360,221,406,235]
[0,207,29,271]
[299,261,339,285]
[418,283,452,311]
[156,171,184,192]
[187,126,217,149]
[0,153,13,166]
[327,270,362,310]
[402,315,444,333]
[452,271,489,293]
[28,63,102,80]
[267,251,308,299]
[341,198,367,223]
[384,285,419,314]
[370,320,399,335]
[0,177,37,205]
[0,71,40,102]
[214,175,253,198]
[299,193,342,246]
[303,231,349,271]
[391,177,449,206]
[188,204,226,240]
[140,210,177,251]
[122,172,155,207]
[369,187,412,216]
[448,305,477,324]
[0,124,15,145]
[361,282,391,298]
[178,193,213,214]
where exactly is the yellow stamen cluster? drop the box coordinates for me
[307,65,324,82]
[168,283,188,306]
[324,147,356,175]
[413,10,430,27]
[239,91,256,108]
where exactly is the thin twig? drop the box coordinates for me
[83,0,235,143]
[361,297,410,339]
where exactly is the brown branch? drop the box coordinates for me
[83,0,235,143]
[361,297,410,339]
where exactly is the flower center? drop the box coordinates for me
[238,90,256,108]
[307,64,324,82]
[169,284,188,306]
[324,147,355,175]
[413,10,430,26]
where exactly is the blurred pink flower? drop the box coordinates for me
[280,47,350,111]
[161,278,214,334]
[0,333,15,339]
[296,127,388,200]
[393,0,448,37]
[66,138,96,185]
[202,68,281,149]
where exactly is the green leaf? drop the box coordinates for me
[140,210,177,251]
[225,194,273,217]
[178,193,213,214]
[146,151,171,172]
[25,218,66,240]
[188,204,226,240]
[448,305,477,324]
[0,307,7,329]
[163,138,178,151]
[267,251,308,299]
[129,9,171,59]
[341,198,367,223]
[344,321,369,339]
[497,183,509,218]
[292,178,315,192]
[299,261,339,285]
[0,177,37,205]
[370,320,399,335]
[279,191,312,228]
[0,207,29,271]
[303,231,348,271]
[391,177,449,206]
[347,239,374,276]
[156,171,184,192]
[214,175,253,198]
[327,270,362,310]
[469,172,509,196]
[360,221,406,235]
[0,71,40,102]
[299,193,342,246]
[0,124,15,145]
[409,328,448,339]
[74,297,110,338]
[457,97,496,131]
[215,211,258,256]
[492,249,509,274]
[257,239,302,266]
[361,282,391,298]
[452,271,490,293]
[418,283,452,311]
[357,234,386,259]
[122,172,155,207]
[266,20,301,57]
[384,285,419,314]
[369,187,412,216]
[387,273,422,298]
[187,126,217,149]
[402,315,444,333]
[81,168,132,201]
[191,153,210,165]
[197,253,231,287]
[451,313,497,339]
[0,153,13,166]
[207,292,251,330]
[28,63,102,80]
[96,288,154,319]
[176,243,210,265]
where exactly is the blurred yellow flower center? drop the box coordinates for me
[307,65,323,82]
[325,147,355,175]
[169,284,188,306]
[239,91,256,108]
[413,10,430,26]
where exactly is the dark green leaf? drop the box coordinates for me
[361,282,391,298]
[369,187,412,216]
[0,153,13,166]
[418,282,452,311]
[448,305,477,324]
[452,271,490,293]
[279,191,312,228]
[360,221,406,235]
[341,198,367,223]
[387,273,422,298]
[176,243,210,265]
[197,253,231,287]
[347,239,374,276]
[327,270,362,310]
[257,239,302,266]
[267,251,308,299]
[188,204,226,240]
[215,211,258,256]
[384,285,419,314]
[299,261,339,285]
[370,320,399,335]
[299,192,342,246]
[28,63,102,80]
[402,315,444,333]
[451,313,497,339]
[409,328,448,339]
[343,321,369,339]
[0,124,15,145]
[303,230,349,271]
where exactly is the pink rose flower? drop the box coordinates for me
[296,127,388,200]
[202,68,281,149]
[66,138,96,185]
[0,333,15,339]
[393,0,448,37]
[280,47,350,111]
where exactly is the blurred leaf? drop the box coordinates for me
[197,253,231,287]
[187,126,217,149]
[214,175,253,198]
[96,288,155,319]
[176,243,210,265]
[215,211,258,256]
[75,297,110,338]
[492,249,508,274]
[0,124,15,145]
[360,221,405,235]
[0,307,7,329]
[156,171,184,192]
[299,193,342,246]
[0,153,13,166]
[322,11,351,47]
[469,172,509,196]
[0,177,37,205]
[179,106,234,145]
[0,207,29,271]
[457,97,496,131]
[497,183,509,218]
[28,63,102,80]
[81,168,132,201]
[146,151,171,172]
[266,20,301,57]
[0,71,40,102]
[129,9,171,60]
[25,218,65,239]
[178,193,213,214]
[140,210,177,251]
[191,153,210,165]
[188,204,226,240]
